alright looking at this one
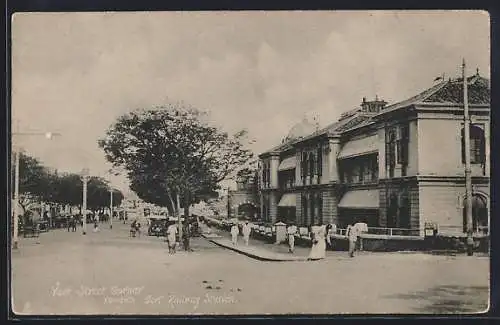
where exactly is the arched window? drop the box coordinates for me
[461,125,485,165]
[463,194,488,233]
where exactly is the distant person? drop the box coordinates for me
[71,216,77,232]
[230,224,239,246]
[67,215,72,232]
[93,219,100,233]
[346,223,360,258]
[287,222,298,253]
[130,220,137,237]
[167,223,178,254]
[242,222,251,246]
[182,222,192,252]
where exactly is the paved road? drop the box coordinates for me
[11,221,489,315]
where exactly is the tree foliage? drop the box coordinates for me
[98,102,254,216]
[11,152,124,215]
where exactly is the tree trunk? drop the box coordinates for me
[183,190,191,249]
[176,192,182,241]
[166,191,176,217]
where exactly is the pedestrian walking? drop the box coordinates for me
[230,224,239,245]
[167,223,178,254]
[242,222,251,246]
[347,223,360,257]
[308,222,327,260]
[93,219,100,233]
[326,223,337,250]
[287,223,297,253]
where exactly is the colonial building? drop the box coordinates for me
[228,177,259,219]
[258,73,490,236]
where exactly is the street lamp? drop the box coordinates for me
[12,120,61,249]
[462,59,474,256]
[81,168,90,235]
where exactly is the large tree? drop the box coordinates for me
[98,102,254,238]
[12,153,53,214]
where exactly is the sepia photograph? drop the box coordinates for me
[10,10,490,315]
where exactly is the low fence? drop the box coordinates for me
[436,225,488,238]
[202,216,489,253]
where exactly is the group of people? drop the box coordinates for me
[230,221,252,246]
[285,221,368,260]
[165,221,193,254]
[225,220,367,260]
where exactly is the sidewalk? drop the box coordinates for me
[200,223,308,261]
[203,235,307,262]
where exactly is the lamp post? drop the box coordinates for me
[81,168,89,235]
[12,120,61,249]
[462,59,474,256]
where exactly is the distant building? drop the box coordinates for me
[258,73,489,236]
[228,176,259,220]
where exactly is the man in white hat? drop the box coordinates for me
[287,222,298,253]
[230,223,239,246]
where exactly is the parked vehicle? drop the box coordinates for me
[148,218,167,237]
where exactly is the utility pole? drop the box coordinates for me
[462,59,474,256]
[109,189,113,229]
[82,168,89,235]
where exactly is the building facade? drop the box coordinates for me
[258,73,490,236]
[228,178,259,219]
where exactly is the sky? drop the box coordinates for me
[11,10,490,194]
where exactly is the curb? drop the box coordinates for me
[202,235,307,262]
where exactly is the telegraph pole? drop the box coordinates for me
[462,59,474,256]
[82,168,89,235]
[109,189,113,229]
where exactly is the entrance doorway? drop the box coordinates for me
[463,193,488,233]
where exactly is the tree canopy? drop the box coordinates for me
[98,102,254,217]
[12,152,124,215]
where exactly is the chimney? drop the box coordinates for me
[361,96,387,113]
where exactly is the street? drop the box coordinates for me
[11,221,489,315]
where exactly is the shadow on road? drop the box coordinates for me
[384,284,488,313]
